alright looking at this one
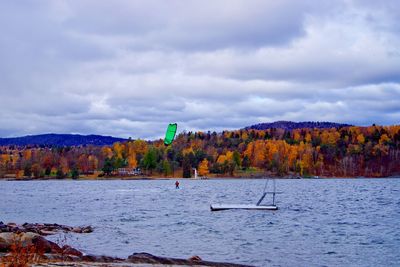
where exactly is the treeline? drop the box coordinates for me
[0,125,399,179]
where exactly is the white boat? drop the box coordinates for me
[210,179,281,211]
[210,204,278,211]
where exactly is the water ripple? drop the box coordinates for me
[0,178,399,267]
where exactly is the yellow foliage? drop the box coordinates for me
[253,140,266,167]
[305,133,312,143]
[113,142,124,159]
[379,134,390,145]
[88,155,99,170]
[127,153,137,168]
[190,139,202,150]
[132,139,148,155]
[328,131,340,145]
[357,134,365,144]
[101,147,113,158]
[241,131,248,141]
[225,151,234,162]
[24,150,32,161]
[301,152,313,175]
[1,154,10,163]
[217,155,227,164]
[183,147,194,155]
[244,141,254,160]
[293,131,301,142]
[198,159,209,176]
[288,145,298,168]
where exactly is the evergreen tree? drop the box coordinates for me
[23,164,32,177]
[56,168,65,179]
[182,155,191,178]
[102,158,114,175]
[71,168,79,179]
[143,148,157,174]
[242,155,250,170]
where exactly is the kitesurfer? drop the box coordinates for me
[175,180,180,189]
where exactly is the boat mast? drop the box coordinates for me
[272,179,276,206]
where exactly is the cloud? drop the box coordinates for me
[0,0,399,139]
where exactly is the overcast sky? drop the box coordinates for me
[0,0,399,139]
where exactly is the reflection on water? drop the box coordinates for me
[1,178,399,266]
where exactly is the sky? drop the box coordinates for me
[0,0,399,139]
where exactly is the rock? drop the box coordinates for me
[40,230,58,235]
[72,227,82,233]
[0,232,15,249]
[128,252,253,267]
[71,226,93,233]
[127,252,185,265]
[62,245,83,257]
[0,232,14,251]
[0,223,9,232]
[32,235,62,254]
[20,232,40,246]
[82,226,93,233]
[0,222,93,237]
[0,232,41,252]
[189,255,203,262]
[82,254,123,262]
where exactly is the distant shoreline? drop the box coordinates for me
[1,175,398,181]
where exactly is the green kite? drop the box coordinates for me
[164,123,177,146]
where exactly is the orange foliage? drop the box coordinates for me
[101,147,113,159]
[356,133,365,144]
[0,233,44,266]
[127,153,137,168]
[132,139,148,155]
[198,159,209,176]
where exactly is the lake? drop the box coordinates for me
[1,178,399,266]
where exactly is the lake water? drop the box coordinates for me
[1,178,399,266]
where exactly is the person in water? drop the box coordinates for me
[175,180,180,189]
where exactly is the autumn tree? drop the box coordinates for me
[198,158,209,176]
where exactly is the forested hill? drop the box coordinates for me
[0,124,399,178]
[245,121,352,130]
[0,134,127,146]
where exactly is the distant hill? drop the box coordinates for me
[0,134,127,146]
[245,121,352,130]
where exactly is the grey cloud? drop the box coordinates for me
[0,0,399,139]
[63,0,311,50]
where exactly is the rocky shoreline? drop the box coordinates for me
[0,222,252,267]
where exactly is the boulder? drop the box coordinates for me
[72,227,82,233]
[82,254,123,262]
[0,222,93,236]
[127,252,186,265]
[0,232,15,251]
[39,230,58,236]
[62,245,83,257]
[127,252,253,267]
[20,232,41,246]
[189,255,203,262]
[82,226,93,233]
[31,235,62,254]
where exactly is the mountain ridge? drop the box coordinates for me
[0,133,127,146]
[245,121,352,130]
[0,121,353,146]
